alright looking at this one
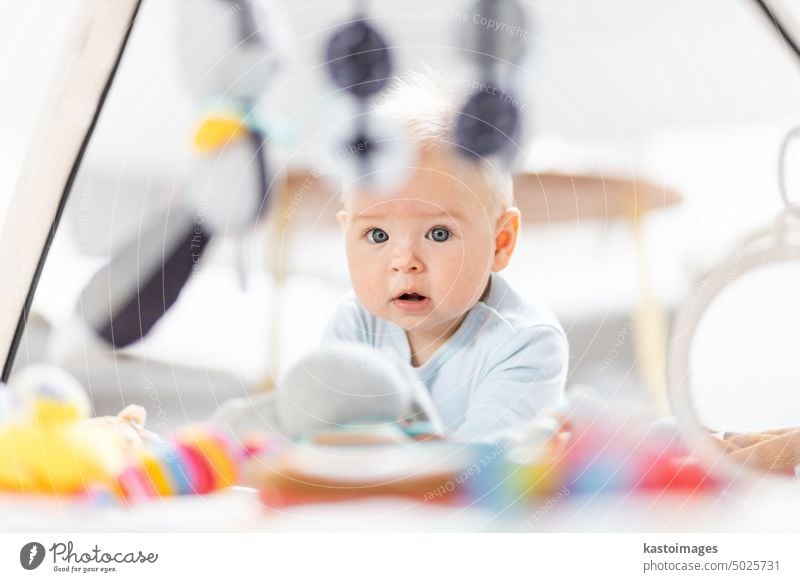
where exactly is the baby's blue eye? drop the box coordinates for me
[427,227,451,243]
[366,228,389,244]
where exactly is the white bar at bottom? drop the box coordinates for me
[2,533,800,580]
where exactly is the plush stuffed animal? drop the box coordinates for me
[0,364,252,500]
[84,404,162,457]
[210,342,445,442]
[0,365,129,494]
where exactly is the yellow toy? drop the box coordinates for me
[0,365,130,495]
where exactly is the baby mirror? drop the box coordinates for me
[668,0,800,483]
[669,159,800,481]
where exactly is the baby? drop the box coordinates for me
[323,70,569,442]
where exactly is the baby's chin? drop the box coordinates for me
[369,303,442,330]
[385,309,467,336]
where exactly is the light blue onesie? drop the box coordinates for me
[322,273,569,442]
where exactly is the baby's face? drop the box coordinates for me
[338,153,510,341]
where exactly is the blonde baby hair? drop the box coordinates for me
[367,65,515,217]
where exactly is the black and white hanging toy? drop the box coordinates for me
[455,0,529,166]
[67,0,289,350]
[323,1,411,191]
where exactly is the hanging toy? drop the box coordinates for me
[454,0,529,166]
[323,1,411,192]
[68,0,290,350]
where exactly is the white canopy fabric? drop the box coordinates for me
[0,0,141,379]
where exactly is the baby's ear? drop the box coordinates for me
[492,207,521,272]
[336,210,348,232]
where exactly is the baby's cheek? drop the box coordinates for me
[450,247,486,279]
[347,247,373,279]
[351,266,385,312]
[437,271,475,308]
[452,256,491,302]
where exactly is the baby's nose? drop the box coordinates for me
[390,247,423,273]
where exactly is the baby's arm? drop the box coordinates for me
[451,325,568,442]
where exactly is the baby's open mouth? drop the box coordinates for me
[392,292,432,313]
[397,293,427,302]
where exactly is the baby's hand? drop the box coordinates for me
[721,428,796,450]
[724,429,800,474]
